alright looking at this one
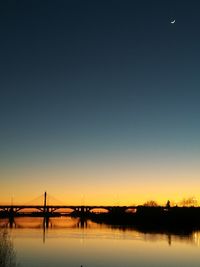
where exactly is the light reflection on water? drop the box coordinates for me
[1,217,200,267]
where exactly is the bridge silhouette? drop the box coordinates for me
[0,192,137,217]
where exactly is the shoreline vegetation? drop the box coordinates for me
[88,206,200,234]
[0,229,18,267]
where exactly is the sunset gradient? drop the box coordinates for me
[1,0,200,205]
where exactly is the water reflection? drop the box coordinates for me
[1,217,200,247]
[1,217,200,267]
[0,217,88,230]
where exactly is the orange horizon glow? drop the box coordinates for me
[1,151,200,206]
[0,190,200,207]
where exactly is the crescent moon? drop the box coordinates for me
[171,20,176,24]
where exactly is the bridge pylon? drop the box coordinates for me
[44,191,46,212]
[44,191,49,216]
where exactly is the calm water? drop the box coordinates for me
[1,217,200,267]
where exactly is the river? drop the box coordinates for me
[1,217,200,267]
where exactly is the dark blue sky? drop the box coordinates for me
[1,1,200,203]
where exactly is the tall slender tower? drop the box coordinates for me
[44,191,47,213]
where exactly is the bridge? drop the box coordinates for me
[0,192,137,217]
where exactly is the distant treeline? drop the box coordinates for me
[143,197,198,207]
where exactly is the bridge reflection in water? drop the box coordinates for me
[1,217,200,247]
[0,217,89,243]
[0,216,88,229]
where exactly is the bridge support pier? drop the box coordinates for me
[43,191,51,217]
[9,207,15,217]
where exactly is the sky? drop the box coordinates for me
[0,0,200,205]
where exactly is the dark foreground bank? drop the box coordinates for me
[88,206,200,233]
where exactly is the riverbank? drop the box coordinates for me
[89,206,200,232]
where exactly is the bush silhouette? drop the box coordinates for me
[0,230,18,267]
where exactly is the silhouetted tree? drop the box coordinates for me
[0,230,18,267]
[179,197,198,207]
[143,200,158,207]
